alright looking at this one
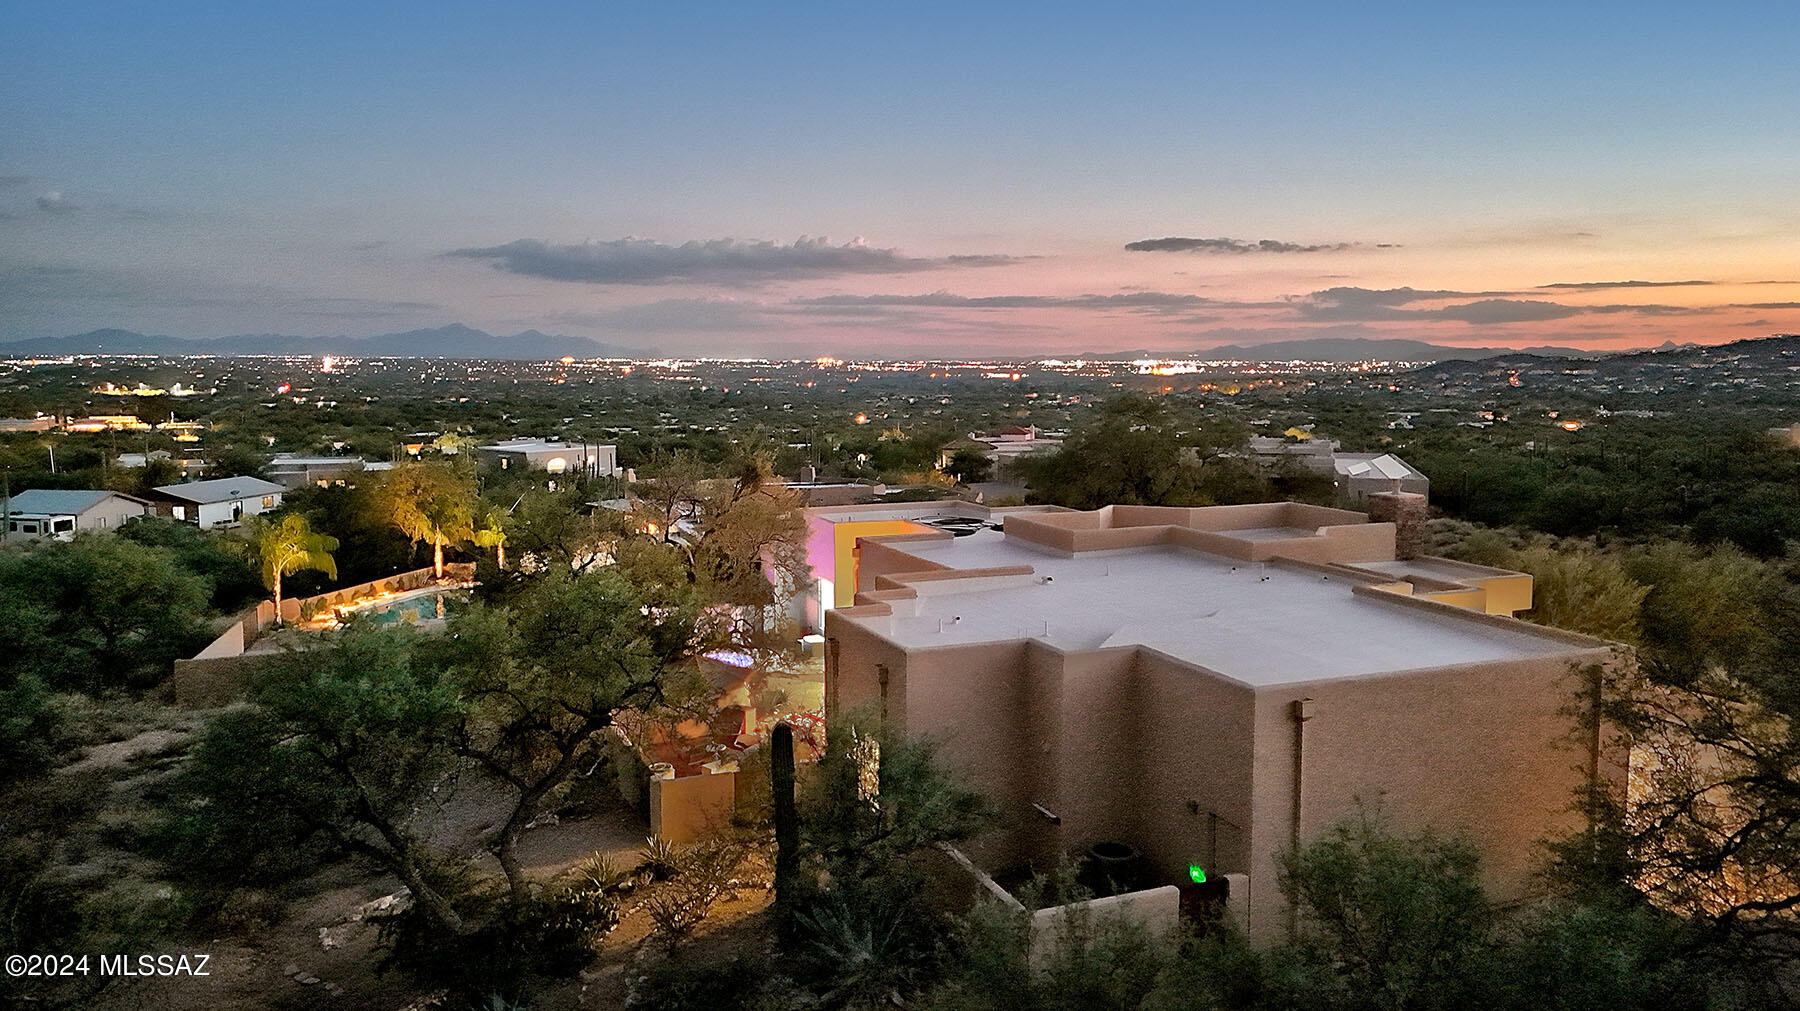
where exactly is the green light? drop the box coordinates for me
[1188,863,1206,884]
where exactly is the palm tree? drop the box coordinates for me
[256,514,339,624]
[382,463,475,578]
[473,502,509,570]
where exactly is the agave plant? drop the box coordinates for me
[638,835,683,881]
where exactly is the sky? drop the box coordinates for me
[3,1,1798,357]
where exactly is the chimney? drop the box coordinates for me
[1367,491,1428,560]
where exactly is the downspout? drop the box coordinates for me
[1288,697,1315,937]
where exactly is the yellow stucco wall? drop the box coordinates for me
[832,520,934,607]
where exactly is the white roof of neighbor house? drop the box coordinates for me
[841,530,1589,688]
[5,489,147,516]
[267,455,365,467]
[1334,453,1424,481]
[479,439,586,453]
[153,476,286,503]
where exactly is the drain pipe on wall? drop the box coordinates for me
[1288,697,1315,938]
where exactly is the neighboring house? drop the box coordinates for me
[0,417,57,433]
[939,426,1065,469]
[265,454,368,489]
[116,450,207,478]
[795,500,1068,633]
[1246,435,1429,501]
[824,499,1611,942]
[150,476,286,528]
[475,439,620,476]
[2,489,151,542]
[1330,453,1430,500]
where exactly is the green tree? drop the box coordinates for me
[1018,395,1209,508]
[381,461,476,577]
[442,568,709,903]
[1275,808,1492,1008]
[472,500,510,570]
[945,447,993,484]
[253,513,339,623]
[0,534,210,691]
[1507,543,1649,645]
[172,623,471,934]
[117,515,263,611]
[627,451,810,631]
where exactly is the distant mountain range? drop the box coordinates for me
[1078,337,1604,362]
[0,324,646,360]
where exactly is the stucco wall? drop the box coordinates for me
[649,770,737,844]
[1126,650,1257,884]
[1243,650,1614,942]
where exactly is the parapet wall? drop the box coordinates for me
[1000,502,1391,563]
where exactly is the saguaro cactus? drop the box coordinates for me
[772,721,799,935]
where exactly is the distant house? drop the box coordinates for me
[475,439,620,476]
[1246,436,1430,502]
[0,417,56,433]
[2,489,151,542]
[150,476,286,528]
[937,426,1064,469]
[265,454,368,489]
[116,450,208,478]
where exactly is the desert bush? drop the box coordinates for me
[0,676,67,783]
[642,839,743,945]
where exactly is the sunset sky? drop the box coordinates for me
[3,2,1798,356]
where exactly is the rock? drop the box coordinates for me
[298,974,320,984]
[283,963,300,977]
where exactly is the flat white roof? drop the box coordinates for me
[479,439,598,452]
[842,531,1586,687]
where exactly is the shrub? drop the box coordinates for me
[0,677,66,783]
[642,839,742,945]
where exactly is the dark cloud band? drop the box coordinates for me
[1125,236,1363,254]
[448,236,1018,284]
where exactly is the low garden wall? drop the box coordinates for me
[165,563,477,707]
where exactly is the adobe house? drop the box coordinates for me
[822,499,1617,941]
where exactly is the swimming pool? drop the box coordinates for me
[349,587,472,626]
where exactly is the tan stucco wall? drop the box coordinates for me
[1243,650,1614,942]
[649,771,737,844]
[829,602,1616,944]
[1125,649,1257,883]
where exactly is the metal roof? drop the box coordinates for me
[4,489,145,516]
[152,476,287,503]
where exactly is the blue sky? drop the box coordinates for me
[4,2,1798,354]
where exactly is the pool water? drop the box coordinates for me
[354,588,471,625]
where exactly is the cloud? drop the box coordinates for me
[448,236,1019,284]
[790,290,1253,315]
[1536,280,1713,290]
[1125,236,1365,254]
[1429,299,1583,324]
[1290,286,1709,324]
[0,176,29,190]
[35,191,78,215]
[1732,302,1800,310]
